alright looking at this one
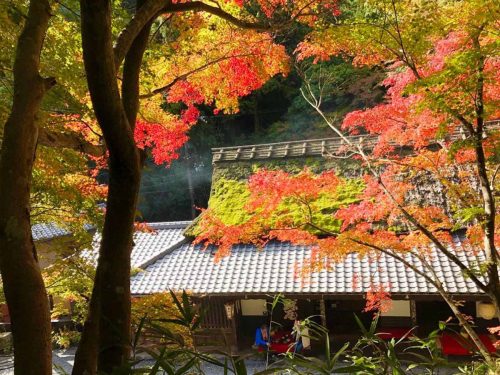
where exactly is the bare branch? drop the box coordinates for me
[300,79,490,293]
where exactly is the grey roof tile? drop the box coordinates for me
[84,221,189,269]
[130,233,488,296]
[130,222,189,268]
[32,222,94,241]
[32,223,70,241]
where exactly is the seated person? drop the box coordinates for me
[255,324,270,349]
[293,319,310,352]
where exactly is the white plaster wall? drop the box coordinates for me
[381,300,411,317]
[240,299,267,316]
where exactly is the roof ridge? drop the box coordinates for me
[211,119,500,163]
[146,221,192,229]
[136,237,189,269]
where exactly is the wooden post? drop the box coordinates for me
[410,300,417,326]
[319,298,327,327]
[319,298,328,351]
[226,299,239,354]
[230,312,238,353]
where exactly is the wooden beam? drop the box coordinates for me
[410,300,417,326]
[319,298,326,327]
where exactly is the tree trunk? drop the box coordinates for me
[76,0,148,372]
[470,35,500,318]
[0,1,54,374]
[97,159,140,372]
[73,163,141,375]
[76,0,267,371]
[98,1,152,368]
[71,270,101,375]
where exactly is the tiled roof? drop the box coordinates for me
[130,235,485,296]
[32,223,70,241]
[130,222,190,268]
[32,222,94,242]
[85,221,190,269]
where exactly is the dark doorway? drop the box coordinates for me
[325,299,373,335]
[416,300,477,335]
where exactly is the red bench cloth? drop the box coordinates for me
[256,342,295,353]
[377,327,412,340]
[439,333,496,355]
[270,342,295,353]
[256,330,296,353]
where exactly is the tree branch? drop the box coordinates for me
[122,0,153,129]
[300,83,490,293]
[352,239,439,288]
[114,0,269,71]
[113,0,167,69]
[37,128,105,156]
[139,53,255,99]
[351,238,494,362]
[166,1,270,31]
[303,215,494,361]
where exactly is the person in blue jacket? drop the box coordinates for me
[255,324,270,349]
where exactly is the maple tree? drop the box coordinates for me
[0,0,495,372]
[74,0,344,373]
[194,0,500,364]
[1,0,299,371]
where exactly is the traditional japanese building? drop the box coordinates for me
[129,220,494,352]
[128,130,499,352]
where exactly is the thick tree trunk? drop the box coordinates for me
[71,270,100,375]
[97,158,140,372]
[0,1,54,374]
[73,167,141,375]
[76,0,264,371]
[76,0,146,372]
[98,0,152,368]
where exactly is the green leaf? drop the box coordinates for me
[133,316,147,350]
[232,356,248,375]
[438,321,446,331]
[169,289,185,320]
[174,357,197,375]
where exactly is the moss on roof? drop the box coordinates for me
[211,156,361,183]
[185,154,364,237]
